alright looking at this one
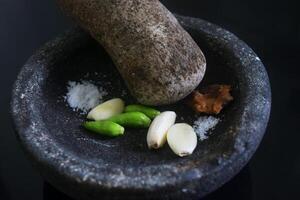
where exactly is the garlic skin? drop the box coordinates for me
[167,123,197,157]
[87,98,125,121]
[147,111,176,149]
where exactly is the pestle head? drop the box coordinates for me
[57,0,206,105]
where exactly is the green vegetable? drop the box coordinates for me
[83,121,124,137]
[124,105,160,119]
[107,112,151,128]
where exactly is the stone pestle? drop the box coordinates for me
[56,0,206,105]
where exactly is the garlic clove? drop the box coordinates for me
[147,111,176,149]
[167,123,197,157]
[87,98,125,121]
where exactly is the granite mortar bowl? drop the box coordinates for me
[11,15,271,199]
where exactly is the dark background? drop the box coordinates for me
[1,0,299,199]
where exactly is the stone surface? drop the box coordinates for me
[11,15,271,199]
[57,0,206,105]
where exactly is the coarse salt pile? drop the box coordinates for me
[65,81,107,113]
[193,116,220,141]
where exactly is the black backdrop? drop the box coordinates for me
[1,0,299,199]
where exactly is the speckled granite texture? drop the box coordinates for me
[11,15,271,199]
[57,0,206,106]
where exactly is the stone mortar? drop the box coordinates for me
[11,15,271,199]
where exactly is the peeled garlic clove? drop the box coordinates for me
[87,98,125,121]
[167,123,197,157]
[147,111,176,149]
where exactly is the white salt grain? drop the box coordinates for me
[193,116,220,141]
[65,81,107,113]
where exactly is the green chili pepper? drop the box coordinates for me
[124,105,160,119]
[83,121,124,137]
[107,112,151,128]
